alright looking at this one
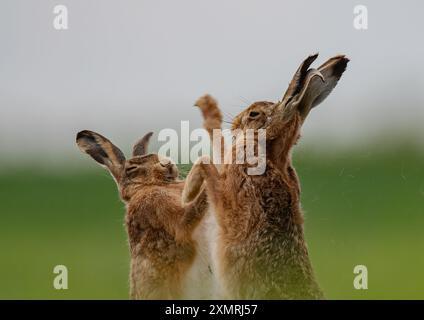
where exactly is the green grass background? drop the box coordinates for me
[0,149,423,299]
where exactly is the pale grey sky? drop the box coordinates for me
[0,0,423,162]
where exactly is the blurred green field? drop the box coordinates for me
[0,149,423,299]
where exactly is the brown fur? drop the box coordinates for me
[187,54,349,299]
[76,131,208,299]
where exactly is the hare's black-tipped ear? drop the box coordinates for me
[132,132,153,157]
[282,54,349,120]
[312,55,349,108]
[282,53,320,102]
[76,130,125,181]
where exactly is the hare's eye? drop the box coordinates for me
[125,165,138,174]
[249,111,260,118]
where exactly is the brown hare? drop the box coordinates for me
[76,130,209,299]
[187,54,349,299]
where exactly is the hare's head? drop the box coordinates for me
[76,130,178,201]
[232,54,348,139]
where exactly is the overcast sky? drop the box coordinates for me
[0,0,423,161]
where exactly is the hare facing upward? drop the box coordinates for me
[187,54,349,299]
[76,130,209,299]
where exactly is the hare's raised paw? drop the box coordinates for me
[194,94,222,121]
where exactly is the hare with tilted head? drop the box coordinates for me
[76,130,210,299]
[187,54,349,299]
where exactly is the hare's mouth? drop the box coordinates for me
[164,165,178,181]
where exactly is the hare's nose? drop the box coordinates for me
[160,158,171,167]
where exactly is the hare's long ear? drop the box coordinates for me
[132,132,153,157]
[282,54,349,120]
[76,130,126,181]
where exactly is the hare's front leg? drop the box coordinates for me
[195,156,221,207]
[182,157,207,204]
[179,156,223,235]
[183,155,222,207]
[195,94,225,170]
[177,156,212,240]
[178,188,208,238]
